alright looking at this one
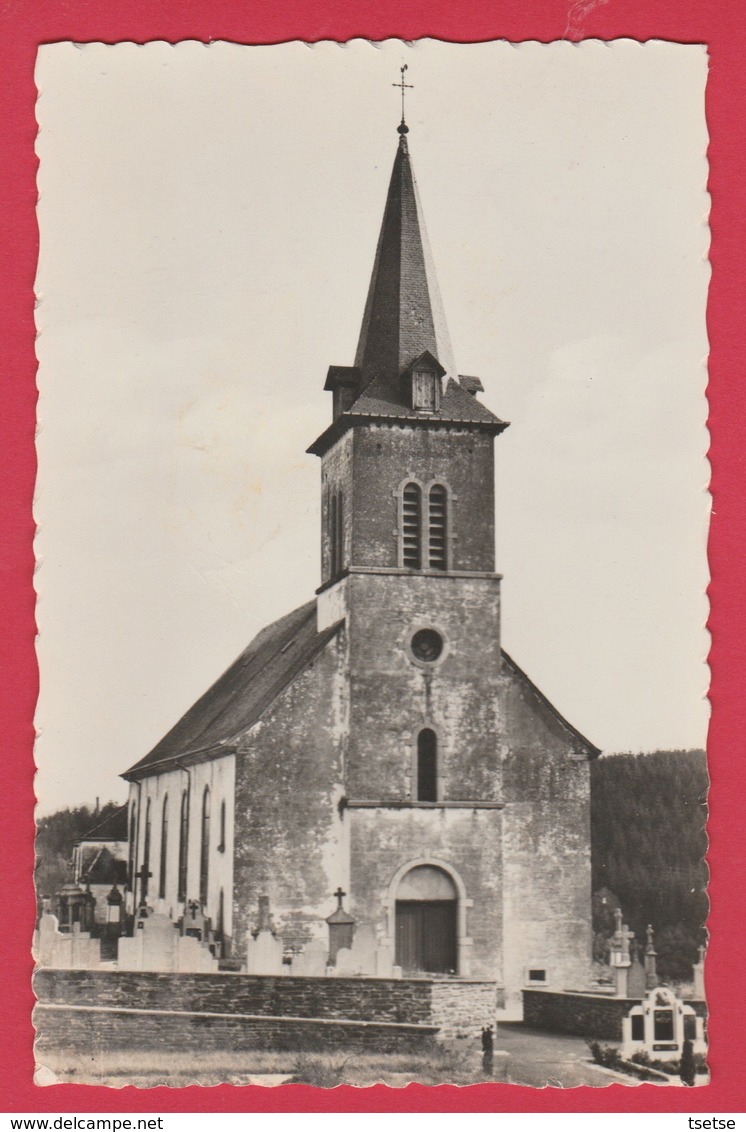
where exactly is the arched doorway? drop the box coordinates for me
[395,865,458,974]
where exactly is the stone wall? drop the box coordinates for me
[34,969,433,1024]
[231,631,346,954]
[500,654,595,1007]
[523,989,707,1042]
[34,970,498,1053]
[34,1005,436,1056]
[430,980,500,1039]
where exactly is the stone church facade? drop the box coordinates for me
[122,119,599,1010]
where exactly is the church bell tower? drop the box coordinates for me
[308,110,509,826]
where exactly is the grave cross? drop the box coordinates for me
[392,64,414,124]
[333,886,347,910]
[187,899,200,920]
[134,863,152,910]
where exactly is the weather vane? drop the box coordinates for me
[393,64,414,127]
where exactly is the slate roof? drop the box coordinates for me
[307,375,508,457]
[77,804,129,844]
[78,845,128,886]
[349,375,506,427]
[122,601,343,780]
[354,134,455,388]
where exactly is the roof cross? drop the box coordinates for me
[393,64,413,125]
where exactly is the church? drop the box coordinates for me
[122,110,599,1012]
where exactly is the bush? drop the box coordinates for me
[587,1041,622,1070]
[286,1052,349,1088]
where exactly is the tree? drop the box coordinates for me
[591,751,708,981]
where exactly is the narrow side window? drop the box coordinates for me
[177,791,189,903]
[417,728,438,802]
[128,803,137,892]
[199,787,211,907]
[142,799,152,899]
[158,794,169,900]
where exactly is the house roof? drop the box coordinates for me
[77,804,129,844]
[78,845,128,886]
[122,600,343,781]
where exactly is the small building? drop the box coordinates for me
[121,115,599,1013]
[72,805,128,923]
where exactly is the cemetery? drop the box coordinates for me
[34,877,707,1085]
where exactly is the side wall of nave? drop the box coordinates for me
[231,630,348,955]
[499,657,594,1004]
[126,755,235,949]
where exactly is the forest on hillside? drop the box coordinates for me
[591,748,709,981]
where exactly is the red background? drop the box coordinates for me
[2,0,744,1114]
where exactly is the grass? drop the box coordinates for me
[36,1040,501,1089]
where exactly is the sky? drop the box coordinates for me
[34,39,710,814]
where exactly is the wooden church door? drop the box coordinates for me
[394,865,458,975]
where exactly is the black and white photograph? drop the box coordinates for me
[32,38,710,1089]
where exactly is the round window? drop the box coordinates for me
[410,628,444,664]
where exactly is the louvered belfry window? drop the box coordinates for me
[402,482,422,568]
[428,484,448,569]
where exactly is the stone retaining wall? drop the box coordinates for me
[34,1003,436,1055]
[523,989,707,1042]
[430,980,500,1039]
[34,969,499,1054]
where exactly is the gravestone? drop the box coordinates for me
[246,895,284,975]
[375,940,394,978]
[118,910,219,972]
[292,939,327,977]
[622,985,705,1062]
[36,914,101,969]
[644,924,659,990]
[609,908,634,998]
[627,946,646,999]
[692,944,705,999]
[333,924,377,976]
[326,887,355,966]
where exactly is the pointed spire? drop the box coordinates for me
[354,122,455,393]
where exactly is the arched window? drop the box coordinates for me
[158,795,169,900]
[402,482,422,568]
[218,799,226,852]
[128,802,137,892]
[417,728,438,802]
[217,888,225,941]
[142,799,152,899]
[428,485,448,569]
[329,489,344,578]
[199,787,211,907]
[177,790,189,903]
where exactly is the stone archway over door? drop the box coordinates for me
[395,865,458,974]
